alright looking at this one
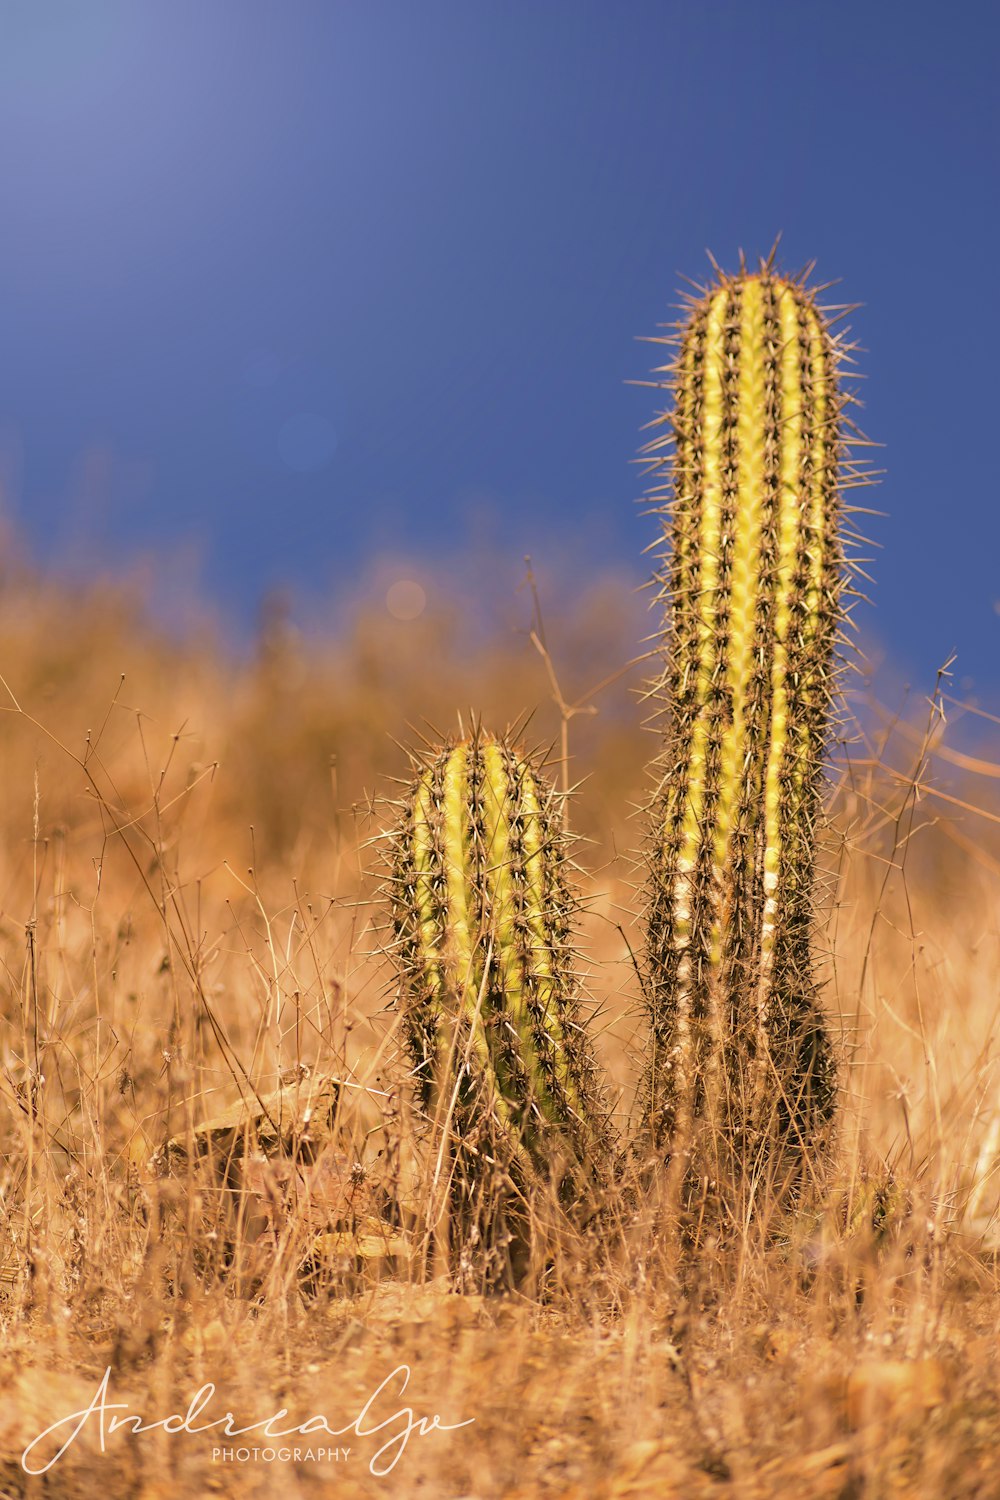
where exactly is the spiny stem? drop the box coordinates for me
[640,257,874,1208]
[384,726,616,1272]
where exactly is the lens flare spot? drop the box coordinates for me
[386,579,427,621]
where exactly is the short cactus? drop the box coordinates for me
[384,727,615,1273]
[639,256,868,1199]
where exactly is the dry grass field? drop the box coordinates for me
[1,555,999,1499]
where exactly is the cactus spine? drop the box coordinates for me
[386,728,614,1270]
[641,258,861,1197]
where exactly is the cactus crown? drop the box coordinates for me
[385,726,614,1193]
[638,255,872,1187]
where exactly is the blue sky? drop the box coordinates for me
[1,1,998,701]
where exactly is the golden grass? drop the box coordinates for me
[1,558,999,1498]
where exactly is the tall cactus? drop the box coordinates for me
[384,727,615,1276]
[640,256,866,1203]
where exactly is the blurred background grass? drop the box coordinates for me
[1,539,999,1240]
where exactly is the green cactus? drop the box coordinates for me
[639,256,866,1202]
[384,727,615,1274]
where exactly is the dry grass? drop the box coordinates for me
[1,556,999,1499]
